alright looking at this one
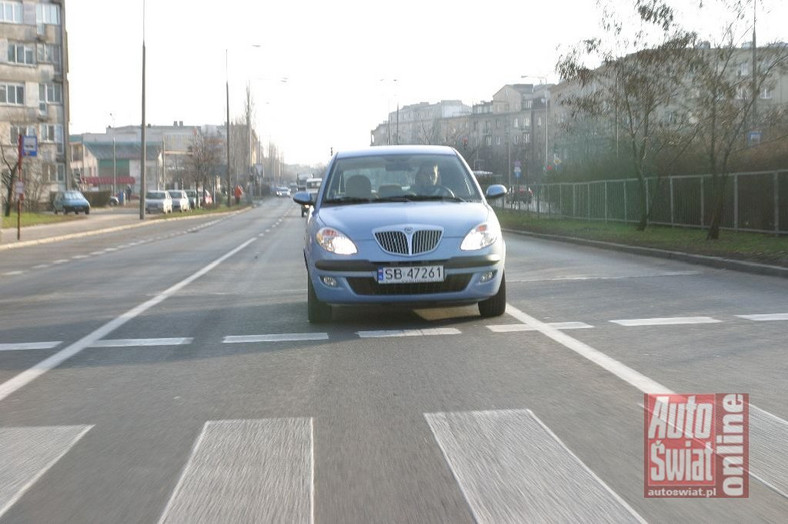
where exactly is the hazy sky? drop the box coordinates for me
[66,0,787,166]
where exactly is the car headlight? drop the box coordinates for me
[316,227,358,255]
[461,222,500,251]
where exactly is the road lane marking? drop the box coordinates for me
[425,409,645,523]
[158,419,313,524]
[507,304,788,500]
[1,271,25,276]
[223,333,328,343]
[610,316,721,327]
[750,407,788,498]
[510,270,700,283]
[0,236,258,402]
[89,338,193,348]
[356,328,462,338]
[0,342,61,351]
[737,313,788,321]
[0,425,93,518]
[487,322,593,332]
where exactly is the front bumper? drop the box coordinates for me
[307,254,504,306]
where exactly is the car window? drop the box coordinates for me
[322,154,481,204]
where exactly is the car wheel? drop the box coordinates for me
[85,208,90,215]
[478,272,506,318]
[307,275,332,323]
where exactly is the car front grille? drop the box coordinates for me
[374,229,442,256]
[347,275,471,296]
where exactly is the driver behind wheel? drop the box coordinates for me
[413,163,441,195]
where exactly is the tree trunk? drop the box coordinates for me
[706,175,727,240]
[636,175,649,231]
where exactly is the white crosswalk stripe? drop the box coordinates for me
[158,418,313,524]
[0,425,93,518]
[425,409,645,523]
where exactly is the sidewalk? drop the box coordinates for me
[0,207,154,251]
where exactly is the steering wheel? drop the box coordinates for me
[431,185,456,198]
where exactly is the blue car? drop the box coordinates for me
[293,145,507,323]
[53,190,91,215]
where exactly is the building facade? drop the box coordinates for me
[1,0,69,207]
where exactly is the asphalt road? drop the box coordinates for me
[0,199,786,523]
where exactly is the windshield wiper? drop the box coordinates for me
[408,195,467,202]
[323,196,372,204]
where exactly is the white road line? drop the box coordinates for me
[0,342,61,351]
[610,316,721,327]
[0,425,93,519]
[89,338,193,348]
[52,259,69,265]
[507,304,788,499]
[511,270,700,283]
[487,322,593,333]
[737,313,788,322]
[425,409,645,523]
[0,236,258,402]
[158,418,313,524]
[2,271,25,276]
[32,264,49,269]
[223,333,328,343]
[357,328,462,338]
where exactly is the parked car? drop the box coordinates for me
[53,190,91,215]
[168,190,190,212]
[292,145,507,322]
[145,190,172,214]
[184,189,200,209]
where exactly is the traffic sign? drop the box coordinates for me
[21,135,37,157]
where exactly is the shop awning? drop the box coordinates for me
[83,176,136,185]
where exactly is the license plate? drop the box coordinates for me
[377,265,444,284]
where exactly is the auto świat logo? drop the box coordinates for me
[644,393,749,498]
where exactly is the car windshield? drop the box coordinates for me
[64,191,83,199]
[321,154,481,205]
[146,192,166,199]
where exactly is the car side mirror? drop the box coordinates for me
[292,191,314,206]
[485,184,507,200]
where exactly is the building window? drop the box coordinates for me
[524,100,533,109]
[1,1,22,23]
[524,133,531,144]
[0,83,24,105]
[513,134,520,145]
[760,87,773,99]
[8,42,35,65]
[513,118,519,128]
[537,117,543,127]
[40,124,64,153]
[486,136,492,146]
[36,3,60,24]
[10,125,36,142]
[40,83,63,104]
[37,43,62,68]
[738,62,749,77]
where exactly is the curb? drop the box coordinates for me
[504,229,788,279]
[0,206,253,251]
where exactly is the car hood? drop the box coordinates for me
[314,201,495,238]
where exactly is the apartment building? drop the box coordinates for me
[0,0,68,206]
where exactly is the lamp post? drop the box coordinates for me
[521,75,550,172]
[139,0,147,219]
[225,48,231,207]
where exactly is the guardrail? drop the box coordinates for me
[501,170,788,235]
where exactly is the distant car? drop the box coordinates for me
[300,178,322,217]
[275,186,291,197]
[184,189,200,209]
[168,190,190,212]
[292,145,507,322]
[53,190,91,215]
[145,190,172,214]
[510,186,533,204]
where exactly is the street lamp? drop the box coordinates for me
[521,75,550,173]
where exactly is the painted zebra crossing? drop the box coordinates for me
[1,411,645,522]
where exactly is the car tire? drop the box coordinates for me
[478,272,506,318]
[85,208,90,215]
[307,275,332,323]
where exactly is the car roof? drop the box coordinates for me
[333,145,459,160]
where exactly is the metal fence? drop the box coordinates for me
[504,170,788,235]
